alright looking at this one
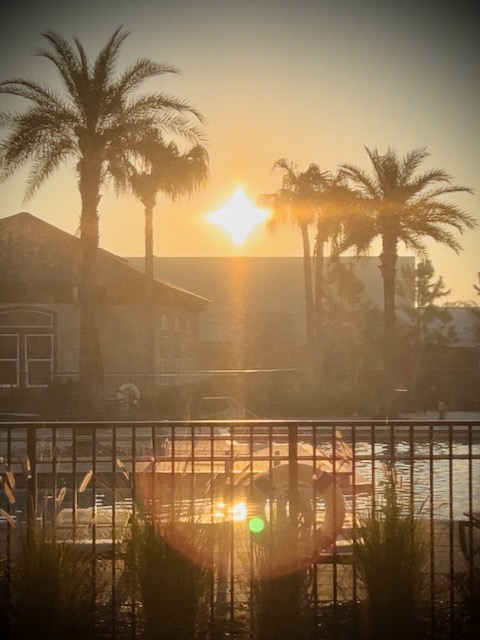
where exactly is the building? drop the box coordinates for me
[0,212,210,413]
[422,306,480,410]
[127,255,416,371]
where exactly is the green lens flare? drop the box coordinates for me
[248,516,265,533]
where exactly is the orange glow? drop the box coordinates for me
[207,187,270,244]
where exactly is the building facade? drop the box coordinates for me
[0,213,210,410]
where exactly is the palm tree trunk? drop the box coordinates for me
[380,236,398,416]
[301,224,315,375]
[144,203,156,376]
[78,163,103,419]
[314,236,325,385]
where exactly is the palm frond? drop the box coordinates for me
[124,92,205,126]
[402,168,453,199]
[72,37,89,76]
[24,139,75,200]
[115,59,179,96]
[337,215,377,255]
[397,229,428,255]
[340,162,380,199]
[364,146,395,187]
[0,79,61,109]
[272,157,292,173]
[409,222,464,252]
[410,181,475,204]
[36,31,83,103]
[92,26,129,93]
[127,130,209,207]
[0,104,76,183]
[399,147,429,184]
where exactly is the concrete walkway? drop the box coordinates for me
[400,410,480,421]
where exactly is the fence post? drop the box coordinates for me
[26,425,37,544]
[288,423,298,533]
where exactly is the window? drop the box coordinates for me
[0,335,19,385]
[185,316,194,335]
[173,338,181,373]
[0,309,55,388]
[159,346,169,373]
[185,338,195,371]
[160,314,169,332]
[26,335,53,385]
[173,316,182,333]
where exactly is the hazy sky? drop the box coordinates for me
[1,0,478,302]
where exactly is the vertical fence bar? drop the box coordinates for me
[466,425,474,629]
[91,423,98,638]
[131,422,137,640]
[448,423,455,639]
[6,426,13,576]
[351,423,359,639]
[429,423,436,639]
[331,424,338,632]
[72,425,78,538]
[111,424,117,639]
[26,423,36,544]
[51,426,57,541]
[312,423,318,614]
[288,422,298,533]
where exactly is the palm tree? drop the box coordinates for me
[258,159,325,371]
[128,132,209,282]
[339,146,476,415]
[0,27,205,416]
[127,132,209,372]
[259,161,349,384]
[312,170,352,374]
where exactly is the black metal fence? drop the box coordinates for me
[1,418,479,639]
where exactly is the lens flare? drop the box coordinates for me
[231,501,247,522]
[248,516,265,533]
[207,187,270,244]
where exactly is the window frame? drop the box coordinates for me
[0,308,55,389]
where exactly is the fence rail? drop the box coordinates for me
[1,418,479,639]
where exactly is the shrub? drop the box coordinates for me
[352,475,428,640]
[250,523,315,640]
[0,531,96,640]
[123,517,211,640]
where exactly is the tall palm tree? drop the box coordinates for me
[258,159,326,369]
[0,27,205,416]
[127,132,209,372]
[339,146,476,414]
[128,132,209,282]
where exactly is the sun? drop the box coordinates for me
[207,187,270,244]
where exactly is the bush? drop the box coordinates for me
[123,517,211,640]
[251,523,315,640]
[352,474,428,639]
[0,531,96,640]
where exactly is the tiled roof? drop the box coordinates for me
[0,212,210,310]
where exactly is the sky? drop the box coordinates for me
[0,0,478,303]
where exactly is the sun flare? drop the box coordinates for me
[207,187,270,244]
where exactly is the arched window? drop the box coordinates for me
[0,308,55,387]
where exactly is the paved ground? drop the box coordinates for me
[400,410,480,420]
